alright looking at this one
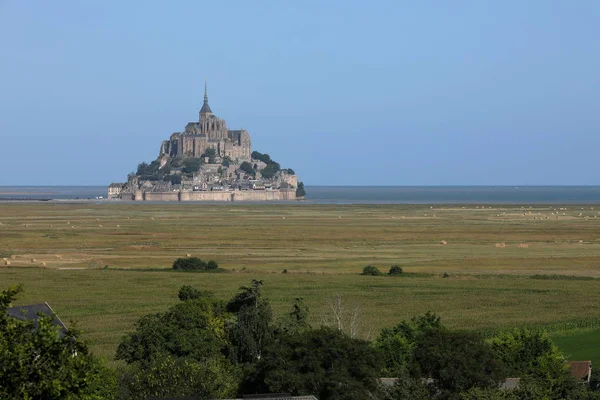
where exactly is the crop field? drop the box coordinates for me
[1,202,600,363]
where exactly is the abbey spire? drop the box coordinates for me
[200,81,212,114]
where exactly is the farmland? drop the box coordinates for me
[1,202,600,363]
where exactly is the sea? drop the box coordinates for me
[1,186,600,204]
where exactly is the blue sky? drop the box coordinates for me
[1,1,599,186]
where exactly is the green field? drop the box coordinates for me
[552,329,600,366]
[1,202,600,363]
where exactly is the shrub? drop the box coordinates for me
[388,265,403,275]
[172,257,219,272]
[206,260,219,271]
[296,182,306,198]
[240,162,255,176]
[362,266,382,276]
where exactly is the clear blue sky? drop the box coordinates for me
[1,1,599,186]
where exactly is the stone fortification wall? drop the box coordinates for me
[144,192,180,201]
[233,189,296,201]
[132,189,296,201]
[180,191,233,201]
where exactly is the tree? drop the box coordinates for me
[201,148,217,164]
[242,327,383,400]
[240,161,255,176]
[0,285,116,399]
[172,257,219,271]
[118,354,238,400]
[362,265,382,276]
[260,163,280,179]
[115,287,239,399]
[321,295,369,339]
[277,297,310,335]
[412,329,506,399]
[296,181,306,198]
[222,156,232,167]
[251,151,272,164]
[227,280,273,363]
[489,329,579,399]
[182,158,202,174]
[374,312,442,377]
[178,285,212,301]
[115,296,229,365]
[165,174,182,185]
[136,160,161,176]
[389,265,403,275]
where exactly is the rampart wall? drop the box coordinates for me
[131,189,296,201]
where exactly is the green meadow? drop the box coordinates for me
[1,202,600,363]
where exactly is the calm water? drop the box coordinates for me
[1,186,600,204]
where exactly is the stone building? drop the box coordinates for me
[108,183,124,199]
[159,83,251,162]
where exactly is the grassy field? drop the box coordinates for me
[552,329,600,367]
[1,202,600,363]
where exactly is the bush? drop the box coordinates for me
[362,266,382,276]
[296,182,306,198]
[389,265,403,275]
[182,158,202,174]
[206,260,219,271]
[172,257,219,272]
[240,161,255,176]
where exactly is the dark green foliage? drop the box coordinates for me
[240,161,255,176]
[0,285,116,399]
[296,181,306,197]
[182,158,202,174]
[172,257,219,271]
[382,370,430,400]
[164,174,182,185]
[374,312,442,377]
[260,162,280,179]
[251,151,272,164]
[251,151,282,179]
[389,265,403,275]
[116,289,237,399]
[489,329,579,399]
[277,297,310,335]
[178,285,212,301]
[242,327,383,400]
[201,148,217,163]
[115,296,229,365]
[413,329,506,399]
[118,354,238,400]
[362,265,382,276]
[206,260,219,270]
[227,280,273,363]
[222,156,232,167]
[136,160,161,176]
[285,168,295,175]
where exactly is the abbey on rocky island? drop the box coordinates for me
[108,83,304,202]
[159,82,252,162]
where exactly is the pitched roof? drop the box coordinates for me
[568,361,592,381]
[200,102,212,114]
[500,378,521,390]
[7,302,68,336]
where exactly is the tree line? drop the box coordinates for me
[2,282,598,399]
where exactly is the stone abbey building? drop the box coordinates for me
[109,83,301,201]
[159,83,251,162]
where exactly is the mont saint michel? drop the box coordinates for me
[108,84,304,201]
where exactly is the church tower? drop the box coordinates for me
[199,81,212,118]
[198,82,227,141]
